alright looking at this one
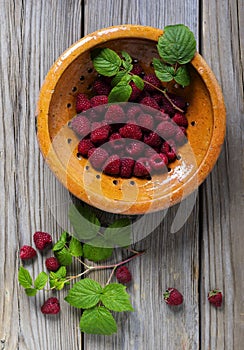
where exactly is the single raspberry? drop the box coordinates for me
[88,148,109,170]
[120,158,135,178]
[76,93,91,113]
[131,63,143,75]
[137,113,154,131]
[78,139,94,157]
[70,115,91,138]
[119,124,142,140]
[159,153,169,165]
[41,297,60,315]
[165,149,177,162]
[161,141,171,154]
[86,108,101,122]
[105,104,126,124]
[133,157,151,178]
[45,257,60,272]
[103,155,121,175]
[90,95,108,107]
[175,127,187,145]
[163,288,183,306]
[144,132,162,149]
[93,78,111,96]
[151,93,163,105]
[150,153,168,172]
[143,74,161,92]
[126,105,142,120]
[116,266,132,284]
[208,289,223,307]
[172,113,188,127]
[90,124,110,144]
[156,121,176,139]
[33,231,52,251]
[129,82,142,101]
[140,96,160,110]
[155,110,170,123]
[109,133,125,151]
[20,245,37,260]
[125,140,144,157]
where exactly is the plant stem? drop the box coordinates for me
[105,266,117,285]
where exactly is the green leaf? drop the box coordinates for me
[153,58,175,82]
[111,71,131,87]
[104,218,132,247]
[55,266,67,279]
[108,83,132,103]
[121,51,132,63]
[54,247,72,266]
[53,232,68,251]
[131,75,144,90]
[174,65,190,86]
[49,267,68,290]
[80,306,117,335]
[34,272,48,290]
[69,205,100,241]
[101,283,134,312]
[65,278,102,309]
[92,48,121,77]
[157,24,196,65]
[18,267,33,289]
[122,61,133,71]
[83,241,113,262]
[69,237,83,257]
[25,288,37,297]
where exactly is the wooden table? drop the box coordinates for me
[1,0,243,349]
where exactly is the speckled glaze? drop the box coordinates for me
[36,25,226,214]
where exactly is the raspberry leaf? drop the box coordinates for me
[174,65,190,86]
[104,218,132,247]
[80,306,117,335]
[131,75,144,90]
[157,24,196,65]
[65,278,103,309]
[83,240,113,262]
[34,272,48,290]
[100,283,134,312]
[18,266,33,289]
[69,204,100,240]
[54,247,72,266]
[53,231,68,251]
[92,48,121,77]
[25,288,37,297]
[108,82,132,103]
[49,267,68,290]
[69,237,83,257]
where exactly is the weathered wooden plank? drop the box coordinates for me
[200,0,244,349]
[83,1,200,349]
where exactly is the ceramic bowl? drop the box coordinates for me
[36,25,226,215]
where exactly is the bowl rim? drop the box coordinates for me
[36,24,226,215]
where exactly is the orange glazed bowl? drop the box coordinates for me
[36,25,226,215]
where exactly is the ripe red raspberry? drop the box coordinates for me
[133,157,151,178]
[116,266,132,284]
[93,78,111,96]
[109,133,125,151]
[33,231,52,251]
[45,257,60,272]
[140,96,160,110]
[129,82,142,101]
[88,148,109,170]
[90,124,110,144]
[78,139,94,157]
[127,105,142,120]
[208,289,223,307]
[86,108,101,122]
[76,93,91,113]
[125,140,144,157]
[159,153,169,165]
[143,74,161,92]
[172,113,188,127]
[119,124,142,140]
[20,245,37,260]
[144,132,162,149]
[156,121,176,139]
[165,149,177,162]
[137,113,154,131]
[155,110,170,123]
[150,153,168,172]
[163,288,183,306]
[161,141,170,154]
[41,297,60,314]
[151,93,163,105]
[131,63,143,75]
[70,115,91,138]
[105,104,126,123]
[90,95,108,107]
[120,158,135,178]
[103,155,121,175]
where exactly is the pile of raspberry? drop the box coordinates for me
[70,63,189,179]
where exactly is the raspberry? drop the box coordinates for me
[33,231,52,251]
[155,110,170,123]
[109,133,125,151]
[140,96,160,110]
[165,149,177,162]
[88,148,109,170]
[151,93,162,105]
[119,124,142,140]
[90,124,110,144]
[162,94,187,116]
[159,153,169,165]
[133,157,151,178]
[76,93,91,113]
[143,74,161,92]
[86,108,101,122]
[150,153,168,172]
[126,105,142,120]
[90,95,108,107]
[103,155,121,175]
[45,257,60,272]
[120,158,135,178]
[144,132,162,149]
[131,63,143,75]
[105,104,126,124]
[163,288,183,306]
[172,113,188,127]
[20,245,37,260]
[144,148,157,158]
[78,139,94,157]
[137,113,154,131]
[70,115,91,138]
[115,266,132,284]
[125,140,144,157]
[161,141,170,154]
[175,127,187,145]
[41,297,60,315]
[156,121,176,139]
[93,78,111,96]
[129,82,142,101]
[208,289,223,307]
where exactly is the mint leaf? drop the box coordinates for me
[54,247,72,266]
[69,205,100,240]
[83,241,113,262]
[80,306,117,335]
[122,61,133,71]
[92,48,121,77]
[157,24,196,65]
[34,272,48,290]
[18,267,33,289]
[69,237,83,257]
[174,65,190,86]
[101,283,134,312]
[108,83,132,103]
[65,278,102,309]
[104,218,132,247]
[131,75,144,90]
[111,71,131,87]
[53,231,69,251]
[121,51,132,63]
[25,288,37,297]
[153,58,175,82]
